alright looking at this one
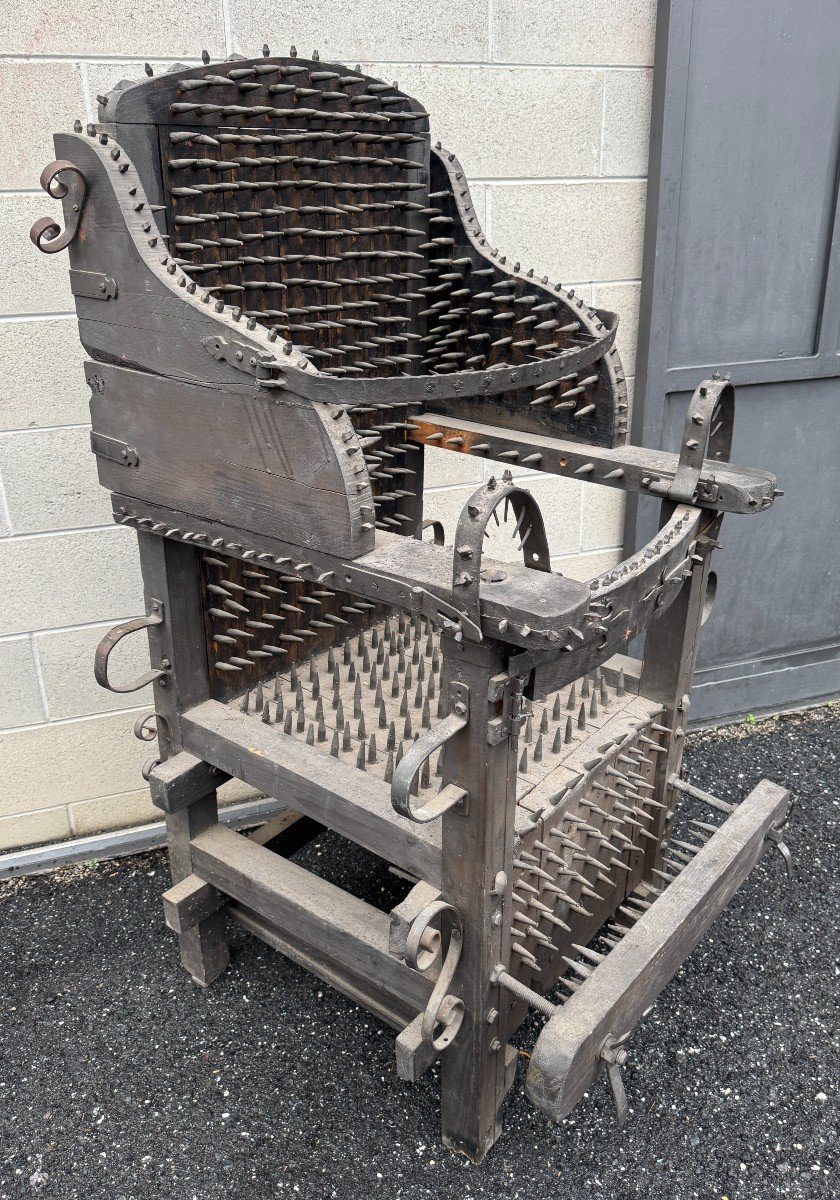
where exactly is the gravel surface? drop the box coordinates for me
[1,708,837,1199]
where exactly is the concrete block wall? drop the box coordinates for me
[0,0,655,851]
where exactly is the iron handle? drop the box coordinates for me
[94,600,168,693]
[391,683,470,823]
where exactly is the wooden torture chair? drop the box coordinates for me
[33,49,793,1162]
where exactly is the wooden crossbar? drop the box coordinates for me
[190,825,431,1027]
[181,699,442,885]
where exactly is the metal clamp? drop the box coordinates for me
[94,600,169,693]
[30,159,87,254]
[452,474,551,636]
[650,377,735,504]
[391,682,470,823]
[405,899,465,1051]
[600,1033,631,1127]
[418,518,445,545]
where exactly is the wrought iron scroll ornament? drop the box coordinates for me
[405,899,465,1051]
[30,159,88,253]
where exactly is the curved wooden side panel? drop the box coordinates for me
[423,144,629,448]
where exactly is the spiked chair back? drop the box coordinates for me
[71,49,628,706]
[31,49,790,1165]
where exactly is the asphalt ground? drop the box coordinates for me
[1,706,837,1200]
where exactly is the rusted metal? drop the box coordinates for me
[93,601,168,692]
[36,50,789,1165]
[30,159,87,252]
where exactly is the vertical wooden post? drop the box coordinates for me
[437,634,520,1163]
[137,532,230,985]
[640,507,722,875]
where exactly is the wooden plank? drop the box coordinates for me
[136,533,230,986]
[639,508,722,877]
[227,905,425,1030]
[526,778,791,1121]
[190,825,431,1019]
[248,808,324,853]
[161,807,322,933]
[112,491,593,656]
[89,362,370,560]
[181,699,442,885]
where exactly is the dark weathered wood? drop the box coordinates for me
[149,750,226,814]
[162,872,224,934]
[162,806,323,933]
[191,825,432,1019]
[639,508,723,877]
[228,904,423,1030]
[37,49,785,1161]
[113,490,594,653]
[248,808,324,853]
[90,362,373,560]
[164,792,229,985]
[136,533,229,984]
[437,637,519,1163]
[181,699,442,884]
[526,778,790,1121]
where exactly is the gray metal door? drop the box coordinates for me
[629,0,840,723]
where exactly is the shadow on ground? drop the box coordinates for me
[1,708,837,1199]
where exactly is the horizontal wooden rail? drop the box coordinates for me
[190,824,431,1028]
[181,700,442,885]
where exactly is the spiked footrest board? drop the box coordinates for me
[525,777,791,1120]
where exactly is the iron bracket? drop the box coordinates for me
[90,431,138,468]
[201,333,276,378]
[486,673,526,746]
[648,377,734,504]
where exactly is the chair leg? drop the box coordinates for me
[437,637,519,1162]
[165,791,229,987]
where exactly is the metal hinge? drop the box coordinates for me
[486,673,526,746]
[70,269,117,300]
[90,431,138,467]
